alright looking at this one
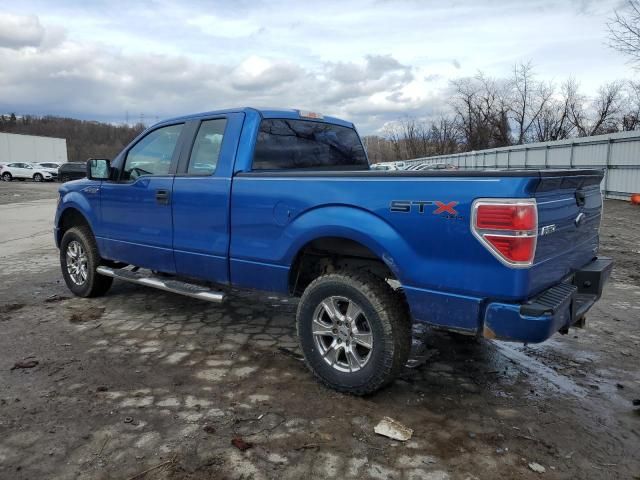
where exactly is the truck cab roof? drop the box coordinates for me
[158,107,355,129]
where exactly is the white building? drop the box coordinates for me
[0,132,68,164]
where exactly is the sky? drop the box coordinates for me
[0,0,635,134]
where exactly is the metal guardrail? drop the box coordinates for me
[403,130,640,200]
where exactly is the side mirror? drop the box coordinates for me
[87,158,110,180]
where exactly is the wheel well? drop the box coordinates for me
[289,237,398,295]
[57,208,91,244]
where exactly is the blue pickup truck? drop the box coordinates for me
[54,107,612,394]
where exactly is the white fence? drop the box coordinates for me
[0,132,68,164]
[405,130,640,200]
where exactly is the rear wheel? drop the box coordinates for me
[296,270,411,395]
[33,173,43,182]
[2,172,11,181]
[60,226,113,297]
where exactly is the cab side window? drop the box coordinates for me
[187,119,227,175]
[122,124,183,181]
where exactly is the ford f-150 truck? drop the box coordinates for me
[54,107,612,394]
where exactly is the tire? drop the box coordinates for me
[2,172,11,181]
[33,173,43,182]
[60,226,113,297]
[297,270,411,395]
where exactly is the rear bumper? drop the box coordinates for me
[483,256,613,343]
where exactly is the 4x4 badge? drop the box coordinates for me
[540,224,556,236]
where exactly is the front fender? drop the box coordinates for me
[55,188,100,246]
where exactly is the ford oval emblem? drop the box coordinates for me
[575,212,586,227]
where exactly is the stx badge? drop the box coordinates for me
[390,200,459,216]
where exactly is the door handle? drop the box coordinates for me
[156,189,170,205]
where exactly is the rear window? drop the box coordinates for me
[252,119,368,170]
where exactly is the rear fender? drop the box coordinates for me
[282,205,415,282]
[283,205,483,333]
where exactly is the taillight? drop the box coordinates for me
[472,199,538,267]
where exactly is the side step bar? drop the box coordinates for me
[96,266,225,303]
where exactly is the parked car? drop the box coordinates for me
[404,162,426,171]
[1,162,54,182]
[54,107,612,395]
[34,162,62,180]
[370,162,398,171]
[37,162,62,169]
[57,161,87,182]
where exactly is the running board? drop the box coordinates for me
[96,266,225,303]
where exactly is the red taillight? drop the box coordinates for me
[484,235,536,262]
[476,204,536,231]
[472,200,538,267]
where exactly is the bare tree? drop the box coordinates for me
[530,80,575,141]
[450,73,512,150]
[608,0,640,66]
[621,80,640,130]
[567,80,623,136]
[511,62,553,144]
[591,81,624,134]
[429,116,459,155]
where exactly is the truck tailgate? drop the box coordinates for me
[529,171,604,296]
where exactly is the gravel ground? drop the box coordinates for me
[0,181,638,480]
[0,180,59,205]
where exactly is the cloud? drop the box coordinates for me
[0,13,45,49]
[322,55,414,104]
[0,13,434,134]
[229,56,305,91]
[0,0,633,134]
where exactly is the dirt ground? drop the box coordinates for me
[0,181,639,480]
[0,180,60,205]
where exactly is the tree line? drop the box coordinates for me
[0,114,145,162]
[366,0,640,163]
[365,64,640,163]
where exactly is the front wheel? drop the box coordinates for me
[2,172,12,181]
[33,173,43,182]
[296,270,411,395]
[60,226,113,297]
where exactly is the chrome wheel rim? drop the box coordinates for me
[312,296,373,372]
[66,240,88,285]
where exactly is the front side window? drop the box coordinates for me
[122,124,183,181]
[187,119,227,175]
[252,119,368,170]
